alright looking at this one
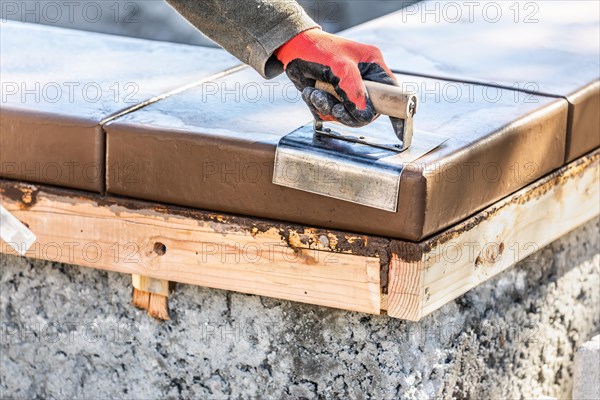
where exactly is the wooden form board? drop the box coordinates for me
[387,150,600,320]
[1,150,598,320]
[0,184,383,314]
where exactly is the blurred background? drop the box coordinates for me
[0,0,417,45]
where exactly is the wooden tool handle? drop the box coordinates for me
[315,80,417,119]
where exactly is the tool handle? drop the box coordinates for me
[315,80,417,120]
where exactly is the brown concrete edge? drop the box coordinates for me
[0,64,247,194]
[104,124,427,241]
[420,97,569,239]
[565,80,600,162]
[0,107,104,192]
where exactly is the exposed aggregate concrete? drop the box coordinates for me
[1,218,598,399]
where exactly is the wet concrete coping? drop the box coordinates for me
[0,15,598,318]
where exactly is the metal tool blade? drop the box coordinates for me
[273,122,448,212]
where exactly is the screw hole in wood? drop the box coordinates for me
[154,242,167,256]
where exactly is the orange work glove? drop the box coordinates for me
[275,28,398,127]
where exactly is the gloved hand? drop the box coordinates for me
[275,27,398,127]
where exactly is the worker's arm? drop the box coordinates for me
[166,0,397,127]
[165,0,318,79]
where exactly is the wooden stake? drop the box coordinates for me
[148,293,170,321]
[132,275,170,320]
[131,287,150,310]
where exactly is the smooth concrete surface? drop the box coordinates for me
[0,0,416,42]
[0,0,217,46]
[106,70,567,240]
[0,21,239,191]
[1,218,598,398]
[343,0,600,162]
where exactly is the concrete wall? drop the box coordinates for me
[1,218,598,399]
[573,334,600,399]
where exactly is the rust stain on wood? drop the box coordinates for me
[0,183,40,209]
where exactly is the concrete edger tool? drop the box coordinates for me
[273,80,447,212]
